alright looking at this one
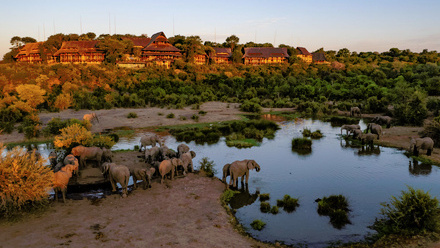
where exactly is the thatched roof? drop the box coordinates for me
[296,47,311,56]
[243,47,289,58]
[212,48,232,58]
[53,41,102,56]
[142,32,181,53]
[15,42,44,57]
[312,52,326,61]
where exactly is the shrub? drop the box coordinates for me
[43,118,90,136]
[158,112,164,116]
[85,135,115,149]
[280,195,300,213]
[0,145,53,218]
[302,128,312,137]
[220,189,240,205]
[53,123,93,149]
[240,100,262,113]
[259,193,270,201]
[393,92,427,126]
[371,186,440,238]
[317,195,350,229]
[198,157,217,177]
[198,110,207,116]
[311,130,323,139]
[191,114,199,121]
[166,113,175,118]
[250,219,266,231]
[127,112,138,118]
[420,120,440,148]
[179,116,187,121]
[270,206,279,214]
[260,202,271,213]
[291,138,312,151]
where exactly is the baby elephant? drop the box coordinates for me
[130,167,156,190]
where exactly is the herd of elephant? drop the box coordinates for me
[341,115,434,156]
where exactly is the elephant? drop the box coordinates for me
[83,113,99,124]
[177,144,190,157]
[102,147,113,162]
[350,107,361,117]
[349,129,363,139]
[227,159,261,189]
[139,134,162,151]
[130,167,156,190]
[179,151,196,175]
[63,154,79,172]
[159,158,183,184]
[341,124,360,135]
[102,162,130,197]
[71,145,103,169]
[160,145,177,159]
[409,137,434,156]
[358,133,378,146]
[366,123,382,139]
[222,163,238,186]
[145,146,161,164]
[372,116,392,128]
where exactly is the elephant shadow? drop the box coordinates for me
[409,159,432,176]
[228,184,259,210]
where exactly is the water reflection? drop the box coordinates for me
[357,146,381,156]
[409,159,432,176]
[229,183,259,209]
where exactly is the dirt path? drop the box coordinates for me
[0,151,270,248]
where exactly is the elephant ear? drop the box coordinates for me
[246,160,255,170]
[190,151,196,158]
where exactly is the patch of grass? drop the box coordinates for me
[277,195,300,213]
[166,113,175,118]
[226,139,259,148]
[317,195,351,229]
[266,111,300,121]
[220,189,240,205]
[292,138,312,151]
[260,202,271,213]
[270,206,279,215]
[302,128,312,137]
[250,219,266,231]
[179,116,187,121]
[191,114,199,121]
[158,112,164,116]
[198,157,217,177]
[259,193,270,201]
[311,130,324,139]
[114,129,135,137]
[404,152,440,166]
[198,110,207,116]
[126,112,138,118]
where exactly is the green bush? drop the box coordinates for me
[198,157,217,177]
[221,189,240,205]
[240,100,262,113]
[260,202,271,213]
[317,195,350,229]
[302,128,312,137]
[250,219,266,231]
[276,195,299,213]
[419,120,440,148]
[191,114,199,121]
[393,92,427,126]
[198,110,207,116]
[259,193,270,201]
[270,206,279,214]
[127,112,138,118]
[371,186,440,238]
[291,138,312,151]
[311,130,323,139]
[166,113,175,118]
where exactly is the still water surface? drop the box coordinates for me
[14,118,440,247]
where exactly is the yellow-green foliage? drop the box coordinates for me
[85,135,115,149]
[53,123,93,149]
[0,145,53,216]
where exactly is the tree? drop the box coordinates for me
[98,37,133,64]
[336,48,350,58]
[15,84,46,109]
[225,35,239,51]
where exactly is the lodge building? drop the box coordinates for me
[53,41,105,64]
[14,31,327,66]
[211,48,232,64]
[243,47,289,65]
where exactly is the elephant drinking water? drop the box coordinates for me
[227,159,261,189]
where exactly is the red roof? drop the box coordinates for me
[296,47,311,55]
[123,37,151,47]
[243,47,289,58]
[142,32,181,53]
[53,41,102,56]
